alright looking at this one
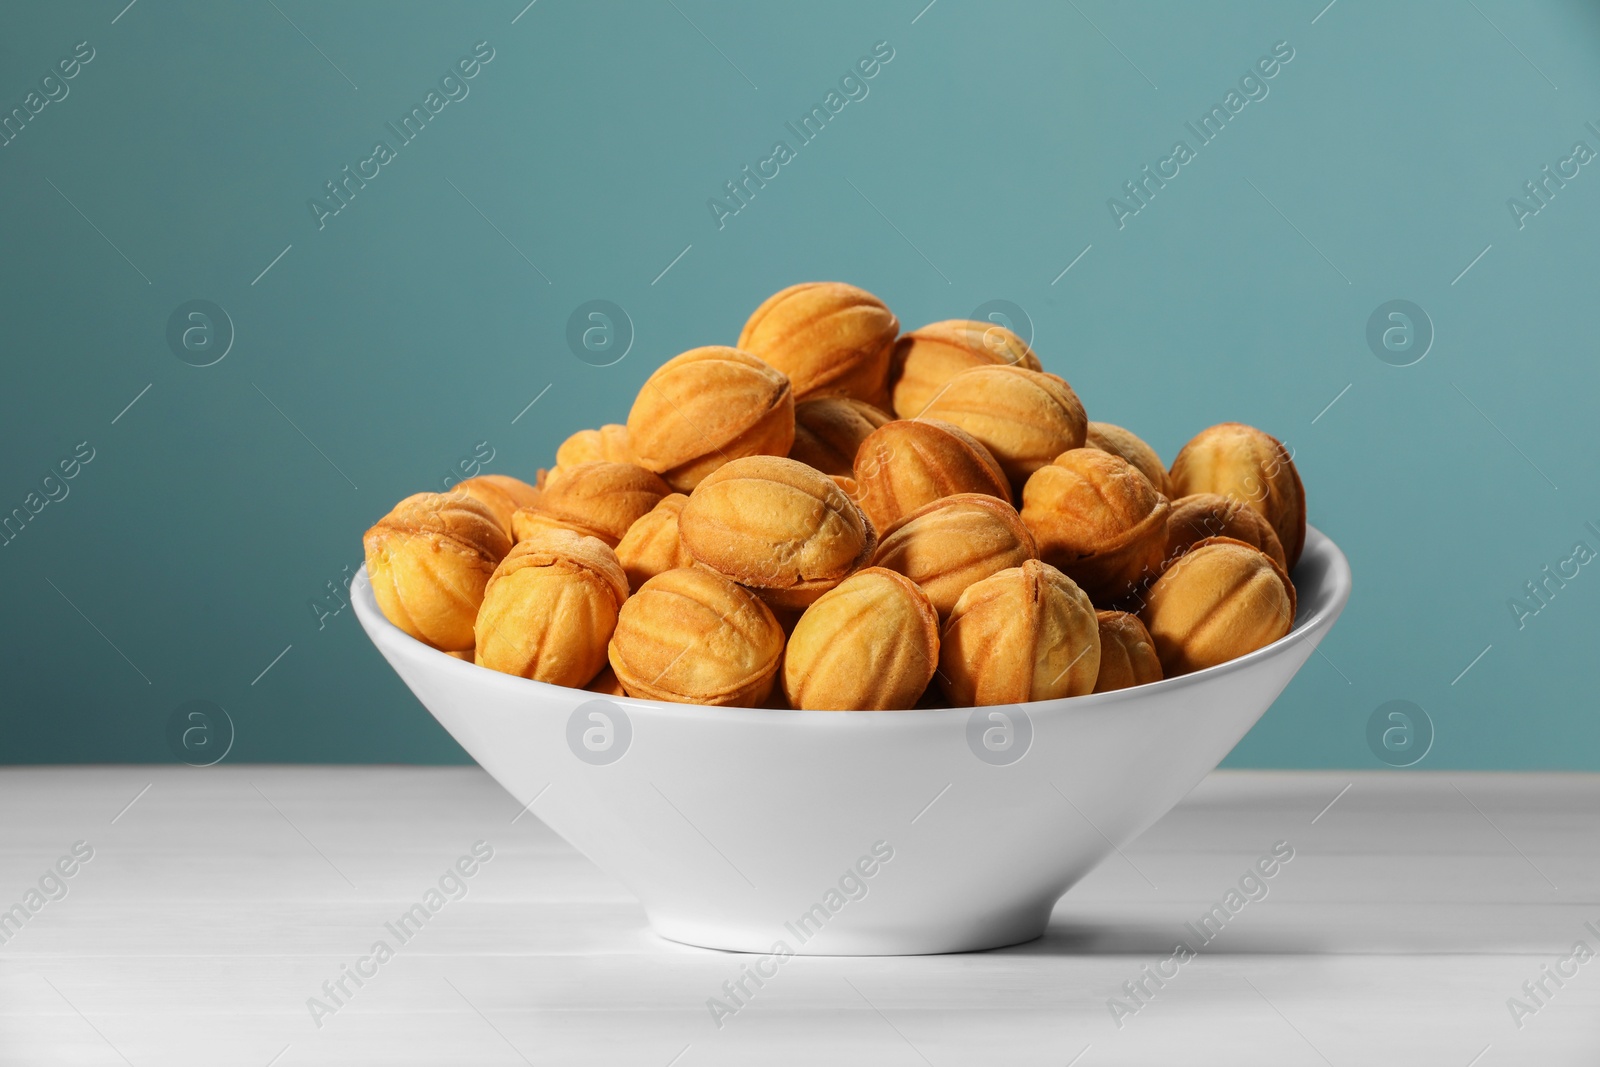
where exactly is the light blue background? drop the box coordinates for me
[2,0,1597,767]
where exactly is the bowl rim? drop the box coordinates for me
[354,523,1351,723]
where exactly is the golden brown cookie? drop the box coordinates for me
[852,418,1010,535]
[626,346,795,491]
[474,529,629,687]
[1092,610,1163,693]
[738,282,899,404]
[919,365,1088,484]
[783,568,939,710]
[1020,448,1171,605]
[890,319,1042,419]
[938,560,1100,705]
[679,455,875,610]
[1140,536,1296,676]
[1168,422,1305,568]
[608,567,785,705]
[869,493,1037,618]
[363,492,512,651]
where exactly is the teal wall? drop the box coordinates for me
[3,0,1598,767]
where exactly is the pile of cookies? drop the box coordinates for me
[362,282,1304,710]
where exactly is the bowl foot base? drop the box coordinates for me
[647,899,1057,956]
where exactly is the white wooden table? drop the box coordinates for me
[2,767,1595,1066]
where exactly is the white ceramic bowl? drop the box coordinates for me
[355,525,1350,955]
